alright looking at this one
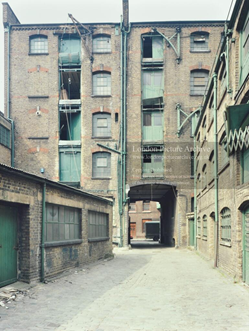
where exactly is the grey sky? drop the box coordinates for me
[0,0,234,111]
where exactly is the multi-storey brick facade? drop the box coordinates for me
[193,0,249,284]
[2,2,225,248]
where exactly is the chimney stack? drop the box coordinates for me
[122,0,129,29]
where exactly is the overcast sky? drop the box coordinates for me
[0,0,234,112]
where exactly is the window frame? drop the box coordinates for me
[45,203,81,243]
[92,35,111,53]
[190,32,210,52]
[0,124,11,148]
[92,152,111,178]
[220,207,231,243]
[29,35,48,55]
[92,113,111,138]
[92,72,111,96]
[202,215,207,238]
[88,210,109,241]
[190,70,209,96]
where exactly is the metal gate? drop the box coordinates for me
[0,205,18,287]
[243,207,249,285]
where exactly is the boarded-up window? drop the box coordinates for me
[92,152,111,178]
[190,32,209,51]
[190,70,209,95]
[45,204,80,242]
[93,113,111,137]
[143,112,163,142]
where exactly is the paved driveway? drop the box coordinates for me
[1,246,249,331]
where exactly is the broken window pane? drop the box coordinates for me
[143,113,152,126]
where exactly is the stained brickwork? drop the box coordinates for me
[0,164,113,284]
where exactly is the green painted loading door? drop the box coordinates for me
[0,205,18,287]
[189,218,195,246]
[243,207,249,285]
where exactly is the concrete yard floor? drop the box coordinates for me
[1,246,249,331]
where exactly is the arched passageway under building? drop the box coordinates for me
[128,183,176,248]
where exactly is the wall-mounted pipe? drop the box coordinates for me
[213,73,219,268]
[225,24,232,95]
[7,25,11,119]
[41,183,46,282]
[9,119,15,167]
[194,135,197,249]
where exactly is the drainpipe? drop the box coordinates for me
[194,134,197,249]
[119,17,124,247]
[6,25,15,167]
[9,119,14,167]
[213,73,219,268]
[225,24,232,95]
[41,183,46,282]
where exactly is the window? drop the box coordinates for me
[59,148,81,184]
[191,197,194,212]
[221,207,231,242]
[0,124,10,148]
[190,32,209,52]
[241,147,249,184]
[93,72,111,96]
[202,164,207,189]
[208,150,214,182]
[143,202,150,211]
[240,11,249,85]
[92,152,111,178]
[190,70,209,96]
[92,113,111,137]
[197,216,201,236]
[202,215,207,237]
[29,35,48,54]
[93,35,111,53]
[219,132,229,168]
[45,204,80,242]
[88,210,109,240]
[202,116,207,141]
[143,111,163,142]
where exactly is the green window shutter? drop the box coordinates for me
[242,148,249,183]
[59,37,81,65]
[59,150,81,183]
[152,37,163,59]
[71,113,81,140]
[142,70,163,106]
[240,12,249,85]
[60,152,71,182]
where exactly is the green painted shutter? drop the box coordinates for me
[142,70,163,105]
[59,38,81,65]
[0,205,17,287]
[60,150,81,182]
[70,113,81,140]
[152,37,163,59]
[242,148,249,183]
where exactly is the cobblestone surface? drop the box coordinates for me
[1,246,249,331]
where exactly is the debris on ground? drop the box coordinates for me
[0,287,28,309]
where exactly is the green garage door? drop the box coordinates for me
[0,205,18,287]
[243,207,249,285]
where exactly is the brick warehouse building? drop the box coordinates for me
[191,0,249,285]
[2,1,225,251]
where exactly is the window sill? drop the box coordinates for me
[142,211,151,213]
[28,95,49,99]
[28,52,49,56]
[92,51,112,54]
[91,95,112,98]
[91,177,112,180]
[202,237,207,241]
[88,237,110,242]
[190,93,205,97]
[44,239,82,247]
[92,136,112,139]
[0,142,11,150]
[220,241,231,247]
[190,50,211,53]
[196,235,201,239]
